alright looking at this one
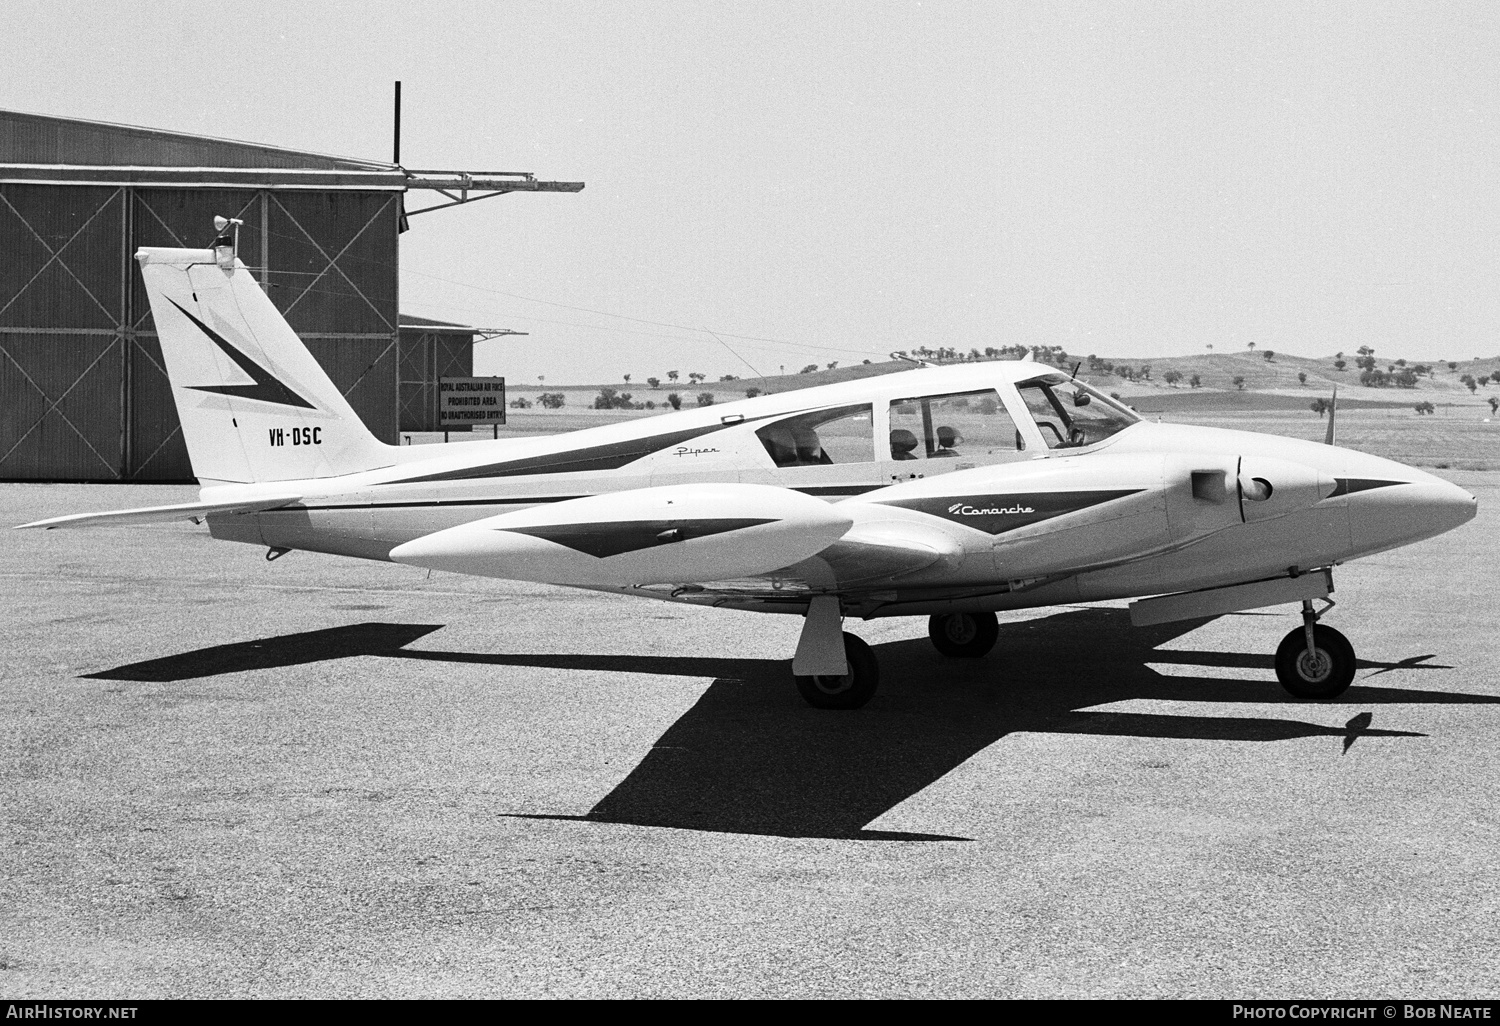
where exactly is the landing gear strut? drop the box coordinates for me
[795,632,879,710]
[1275,599,1355,699]
[928,611,1000,658]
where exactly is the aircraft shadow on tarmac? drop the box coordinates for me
[82,622,446,682]
[85,608,1500,842]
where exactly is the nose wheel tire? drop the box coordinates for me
[1275,623,1356,699]
[795,632,879,710]
[928,611,1000,658]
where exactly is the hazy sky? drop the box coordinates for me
[6,1,1499,383]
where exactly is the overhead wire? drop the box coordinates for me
[245,267,825,375]
[703,327,764,379]
[235,220,894,364]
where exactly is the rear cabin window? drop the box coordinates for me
[756,405,875,467]
[888,389,1024,463]
[1015,375,1139,449]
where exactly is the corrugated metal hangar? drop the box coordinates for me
[397,314,525,433]
[0,109,579,481]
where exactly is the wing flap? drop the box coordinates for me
[16,495,301,530]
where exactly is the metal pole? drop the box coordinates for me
[120,187,131,480]
[259,191,269,288]
[393,81,402,164]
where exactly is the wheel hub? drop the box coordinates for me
[944,615,977,644]
[1296,647,1332,683]
[810,673,853,696]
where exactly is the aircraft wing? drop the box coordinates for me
[16,495,301,530]
[791,521,964,586]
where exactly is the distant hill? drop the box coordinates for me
[542,359,916,400]
[1122,390,1431,414]
[1075,350,1500,398]
[524,349,1500,408]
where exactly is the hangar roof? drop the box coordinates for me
[0,108,405,189]
[0,109,585,201]
[399,314,526,341]
[399,315,478,335]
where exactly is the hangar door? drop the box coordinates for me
[0,185,128,480]
[0,184,400,481]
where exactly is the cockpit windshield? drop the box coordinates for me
[1015,374,1139,449]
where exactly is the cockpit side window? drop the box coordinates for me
[1015,374,1139,449]
[755,405,874,468]
[888,389,1025,464]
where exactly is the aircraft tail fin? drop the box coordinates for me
[136,243,395,485]
[1324,385,1338,446]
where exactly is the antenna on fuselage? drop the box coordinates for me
[1324,385,1338,446]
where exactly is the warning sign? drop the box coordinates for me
[439,377,506,427]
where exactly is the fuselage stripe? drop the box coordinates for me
[274,484,879,513]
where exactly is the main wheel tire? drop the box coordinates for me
[1275,624,1356,699]
[795,632,879,710]
[928,611,1000,658]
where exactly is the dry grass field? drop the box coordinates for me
[1152,408,1500,470]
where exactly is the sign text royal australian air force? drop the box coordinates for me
[439,377,507,427]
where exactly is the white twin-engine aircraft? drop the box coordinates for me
[20,230,1478,709]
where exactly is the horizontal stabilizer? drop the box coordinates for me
[16,495,300,530]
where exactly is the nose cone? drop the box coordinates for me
[1425,476,1480,534]
[1346,469,1477,556]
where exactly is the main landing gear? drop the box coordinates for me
[928,611,1000,658]
[794,632,879,710]
[791,610,1001,710]
[1274,599,1356,699]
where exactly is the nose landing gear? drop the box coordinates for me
[1275,599,1355,699]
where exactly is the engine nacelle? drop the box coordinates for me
[389,482,853,587]
[860,451,1335,580]
[1234,455,1336,524]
